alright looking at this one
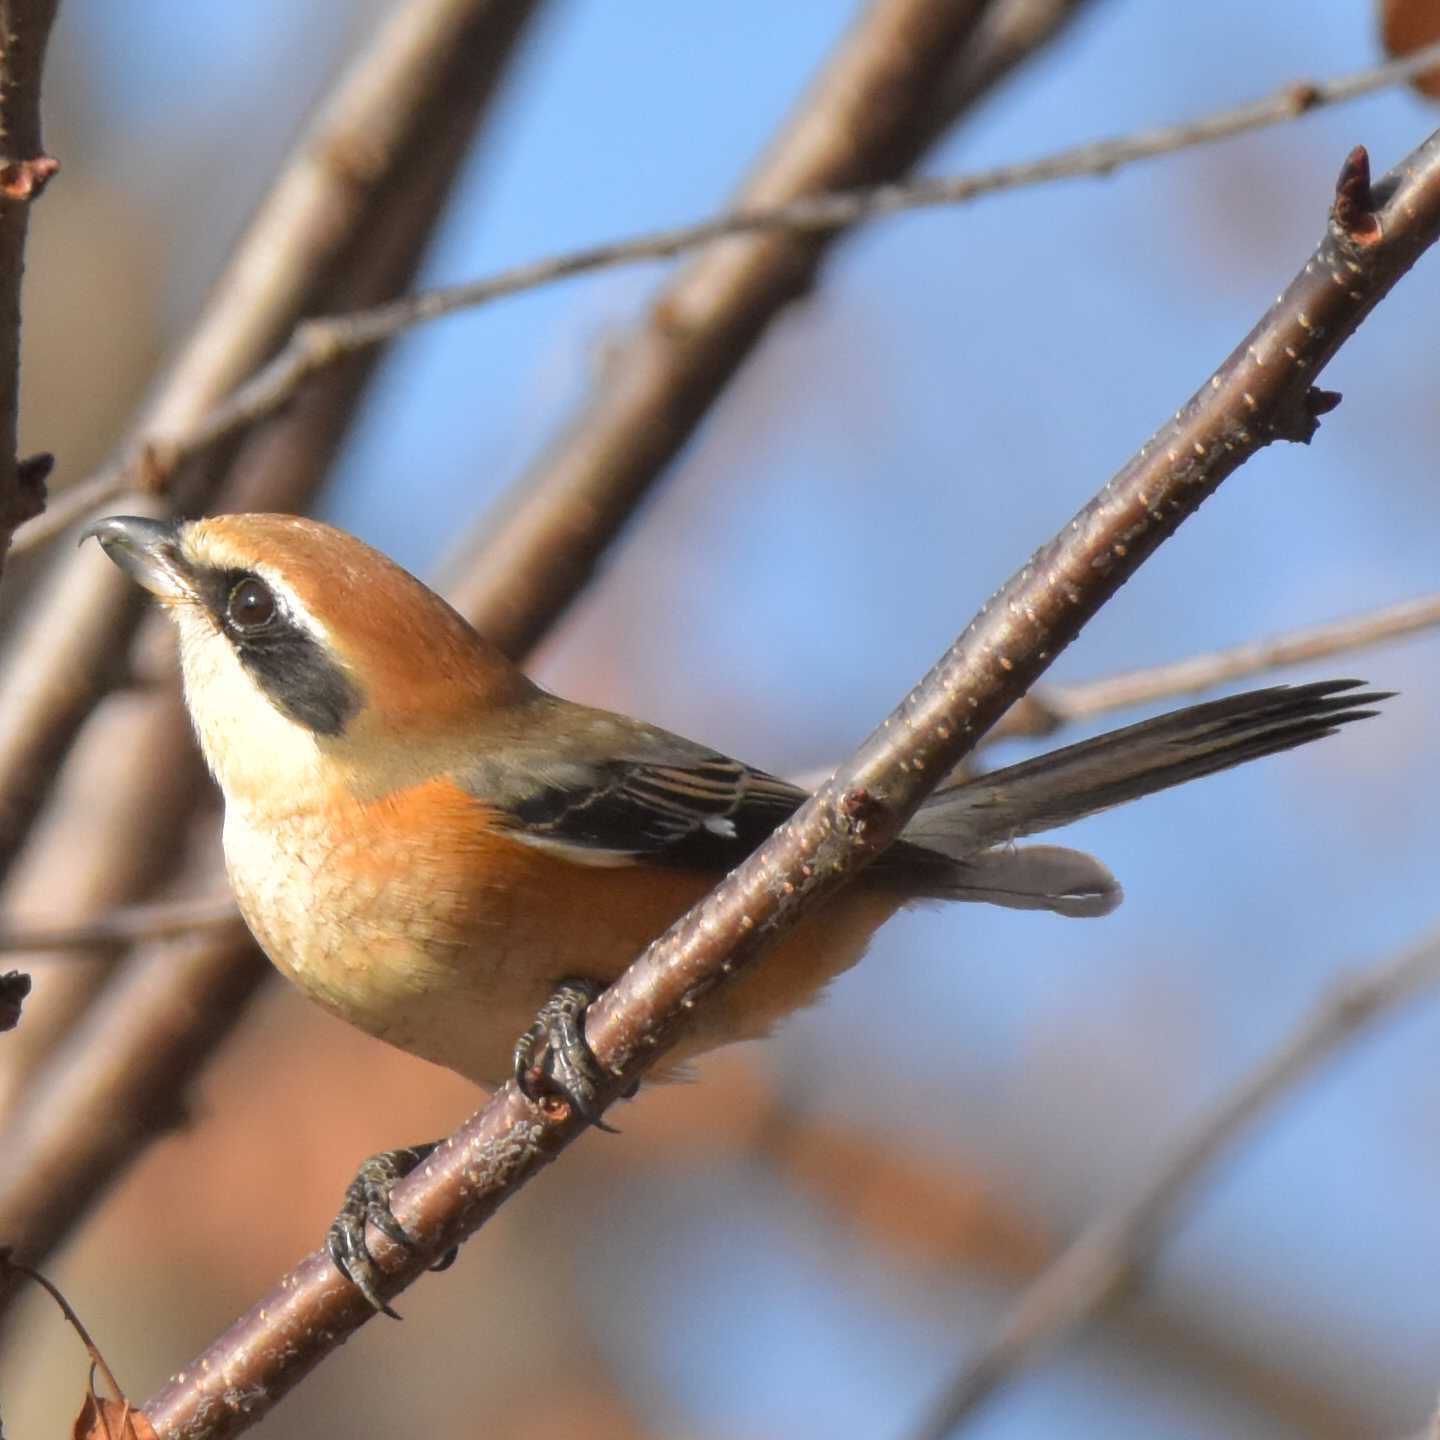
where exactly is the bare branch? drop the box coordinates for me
[0,0,541,884]
[0,0,544,1303]
[909,927,1440,1440]
[934,0,1099,117]
[448,0,1001,653]
[141,129,1440,1440]
[21,37,1440,586]
[0,914,263,1275]
[0,0,60,568]
[0,894,236,955]
[997,591,1440,740]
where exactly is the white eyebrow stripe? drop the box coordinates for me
[247,565,335,646]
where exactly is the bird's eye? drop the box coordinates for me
[226,576,277,632]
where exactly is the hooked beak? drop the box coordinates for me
[81,515,195,601]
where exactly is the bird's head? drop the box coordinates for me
[85,512,536,813]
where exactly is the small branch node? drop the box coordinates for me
[0,152,57,202]
[1332,145,1383,246]
[12,449,50,521]
[1,969,30,1032]
[136,442,176,497]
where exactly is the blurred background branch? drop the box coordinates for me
[912,926,1440,1440]
[0,0,60,568]
[0,0,544,1315]
[2,3,1438,1437]
[996,591,1440,739]
[19,34,1440,569]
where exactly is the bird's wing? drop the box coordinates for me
[461,723,809,870]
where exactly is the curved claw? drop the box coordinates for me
[325,1141,440,1318]
[513,977,626,1131]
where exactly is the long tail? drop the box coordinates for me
[893,679,1390,918]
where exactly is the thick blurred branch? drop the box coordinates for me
[450,0,1000,653]
[0,893,236,954]
[0,0,539,883]
[22,34,1440,588]
[935,0,1098,118]
[0,892,258,1275]
[0,0,59,569]
[0,0,544,1312]
[748,1101,1379,1437]
[142,129,1440,1440]
[910,926,1440,1440]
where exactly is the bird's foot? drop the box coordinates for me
[514,977,630,1130]
[326,1141,455,1317]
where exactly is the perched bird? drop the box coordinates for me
[87,512,1385,1309]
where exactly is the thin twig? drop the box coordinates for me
[0,0,61,567]
[22,37,1440,579]
[141,129,1440,1439]
[997,591,1440,739]
[909,928,1440,1439]
[0,894,238,955]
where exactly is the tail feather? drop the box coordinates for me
[891,679,1388,915]
[935,844,1122,918]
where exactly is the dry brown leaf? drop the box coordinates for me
[72,1393,157,1440]
[1381,0,1440,97]
[0,1252,150,1438]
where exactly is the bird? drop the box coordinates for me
[86,511,1387,1311]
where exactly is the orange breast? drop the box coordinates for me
[224,775,905,1087]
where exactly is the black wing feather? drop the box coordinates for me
[504,753,806,869]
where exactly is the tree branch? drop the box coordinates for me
[19,36,1440,583]
[141,128,1440,1440]
[0,908,263,1278]
[448,0,1001,653]
[0,0,540,884]
[0,0,1033,1305]
[0,893,237,955]
[995,591,1440,740]
[0,0,545,1311]
[909,926,1440,1440]
[0,0,60,569]
[10,580,1433,976]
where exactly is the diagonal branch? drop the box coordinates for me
[0,0,1049,1331]
[0,0,545,1309]
[0,0,60,571]
[447,0,1001,654]
[909,926,1440,1439]
[141,129,1440,1440]
[13,582,1440,959]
